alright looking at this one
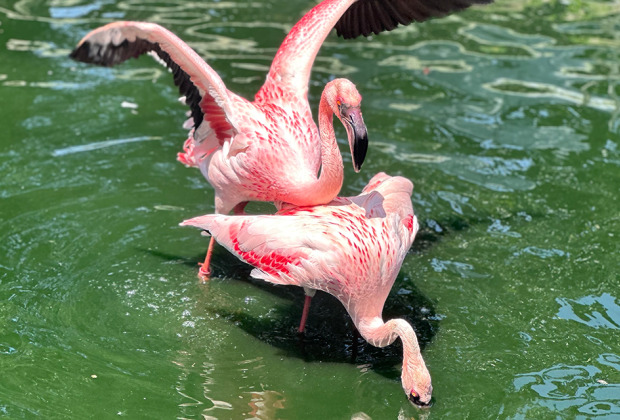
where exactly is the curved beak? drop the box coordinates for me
[341,106,368,173]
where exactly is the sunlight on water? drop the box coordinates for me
[557,294,620,330]
[1,0,620,418]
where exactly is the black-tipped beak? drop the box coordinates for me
[408,392,432,408]
[342,107,368,173]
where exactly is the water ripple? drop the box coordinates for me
[484,78,617,113]
[557,293,620,330]
[510,360,620,419]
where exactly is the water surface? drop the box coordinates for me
[1,0,620,418]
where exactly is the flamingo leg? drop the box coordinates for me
[298,295,313,334]
[198,201,247,282]
[198,236,216,282]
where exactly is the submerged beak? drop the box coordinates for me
[341,106,368,173]
[408,391,432,408]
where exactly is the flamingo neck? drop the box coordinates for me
[357,317,420,352]
[356,317,428,391]
[257,0,357,98]
[306,89,344,204]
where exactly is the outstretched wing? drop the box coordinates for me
[261,0,492,100]
[335,0,494,39]
[70,22,239,154]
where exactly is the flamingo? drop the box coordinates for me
[69,0,491,280]
[180,173,431,406]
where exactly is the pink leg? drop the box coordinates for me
[198,236,216,283]
[197,201,249,282]
[298,295,313,333]
[198,201,247,282]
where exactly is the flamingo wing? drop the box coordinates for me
[261,0,492,100]
[335,0,494,39]
[181,194,415,301]
[181,213,340,288]
[70,22,239,155]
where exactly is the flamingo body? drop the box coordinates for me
[70,0,492,277]
[70,0,492,213]
[71,19,365,216]
[183,172,416,327]
[182,173,432,405]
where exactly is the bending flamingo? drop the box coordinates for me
[69,0,491,279]
[181,173,431,406]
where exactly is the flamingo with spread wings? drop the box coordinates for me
[70,0,491,279]
[181,173,431,406]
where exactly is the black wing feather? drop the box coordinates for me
[349,3,362,41]
[336,0,494,39]
[371,0,397,34]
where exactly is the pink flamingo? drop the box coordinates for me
[69,0,490,280]
[181,173,432,406]
[70,25,367,281]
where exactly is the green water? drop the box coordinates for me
[2,0,620,418]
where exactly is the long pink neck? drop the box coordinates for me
[356,317,426,385]
[258,0,357,96]
[357,317,420,358]
[304,88,344,204]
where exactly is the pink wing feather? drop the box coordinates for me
[181,175,418,312]
[70,22,243,164]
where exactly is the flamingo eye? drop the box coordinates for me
[408,390,430,407]
[337,100,341,106]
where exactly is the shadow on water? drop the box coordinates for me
[142,210,504,384]
[211,274,437,383]
[412,214,472,253]
[144,236,441,382]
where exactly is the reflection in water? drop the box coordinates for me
[148,12,208,25]
[559,62,620,81]
[431,258,487,279]
[514,246,567,259]
[6,39,70,57]
[49,3,100,19]
[448,121,589,157]
[247,390,285,420]
[2,80,28,87]
[372,140,535,192]
[484,78,617,113]
[557,294,620,330]
[458,23,543,59]
[388,103,421,112]
[379,55,472,73]
[460,22,554,49]
[510,359,620,418]
[115,67,164,81]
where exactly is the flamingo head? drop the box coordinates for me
[326,78,368,172]
[401,351,433,408]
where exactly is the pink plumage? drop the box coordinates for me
[68,0,494,403]
[181,173,432,406]
[70,0,490,280]
[70,1,372,278]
